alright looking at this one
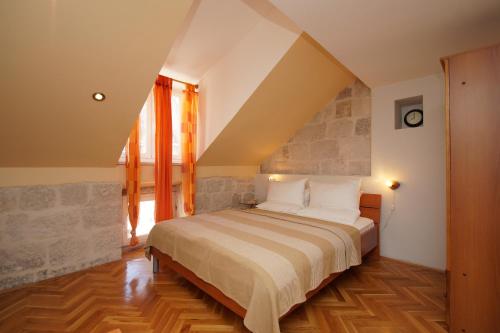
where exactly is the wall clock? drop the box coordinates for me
[404,109,423,127]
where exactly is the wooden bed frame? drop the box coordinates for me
[150,193,381,320]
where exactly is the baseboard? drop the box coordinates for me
[122,243,145,253]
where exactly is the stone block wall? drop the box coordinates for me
[260,79,371,175]
[0,182,122,290]
[195,177,255,214]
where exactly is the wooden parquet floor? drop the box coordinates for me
[0,250,447,333]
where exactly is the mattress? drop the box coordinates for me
[355,216,377,255]
[353,216,374,233]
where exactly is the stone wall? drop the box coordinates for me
[0,182,122,290]
[260,79,371,175]
[195,177,255,214]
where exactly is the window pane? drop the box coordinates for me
[139,100,149,156]
[141,94,155,163]
[118,88,182,164]
[171,92,182,164]
[119,146,126,162]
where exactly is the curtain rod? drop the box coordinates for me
[171,77,199,88]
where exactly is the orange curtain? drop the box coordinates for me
[126,119,141,246]
[153,75,173,222]
[181,84,198,216]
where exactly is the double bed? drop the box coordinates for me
[145,191,381,333]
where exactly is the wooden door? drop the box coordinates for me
[449,45,500,332]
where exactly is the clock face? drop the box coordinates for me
[404,109,423,127]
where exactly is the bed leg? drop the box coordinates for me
[153,256,159,273]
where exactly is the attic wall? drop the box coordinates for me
[260,79,371,175]
[0,168,120,187]
[197,34,355,166]
[197,18,300,158]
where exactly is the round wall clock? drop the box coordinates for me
[404,109,423,127]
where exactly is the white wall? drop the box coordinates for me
[197,18,299,158]
[370,74,446,270]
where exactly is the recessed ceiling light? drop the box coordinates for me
[92,92,106,101]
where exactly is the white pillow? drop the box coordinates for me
[297,207,359,225]
[308,179,361,213]
[256,201,302,214]
[266,178,307,207]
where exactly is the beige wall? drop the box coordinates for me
[114,164,257,188]
[0,0,193,167]
[0,164,255,187]
[197,18,300,159]
[116,165,181,187]
[368,74,446,270]
[0,164,256,188]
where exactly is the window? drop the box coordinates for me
[123,186,182,243]
[121,81,185,244]
[119,82,184,164]
[126,194,156,239]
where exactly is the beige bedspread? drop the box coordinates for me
[145,209,361,333]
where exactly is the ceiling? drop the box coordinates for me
[0,0,192,167]
[161,0,261,84]
[161,0,301,84]
[270,0,500,87]
[5,0,493,168]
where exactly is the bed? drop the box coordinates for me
[145,192,381,333]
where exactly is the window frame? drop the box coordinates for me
[118,84,184,166]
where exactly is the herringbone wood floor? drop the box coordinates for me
[0,250,447,333]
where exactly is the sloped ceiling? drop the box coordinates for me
[196,12,301,159]
[197,34,355,166]
[270,0,500,87]
[161,0,302,84]
[0,0,193,167]
[161,0,263,84]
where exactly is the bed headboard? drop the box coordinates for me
[254,173,382,225]
[360,193,382,224]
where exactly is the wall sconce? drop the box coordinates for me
[268,175,276,181]
[385,180,400,190]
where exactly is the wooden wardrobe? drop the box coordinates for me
[443,45,499,332]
